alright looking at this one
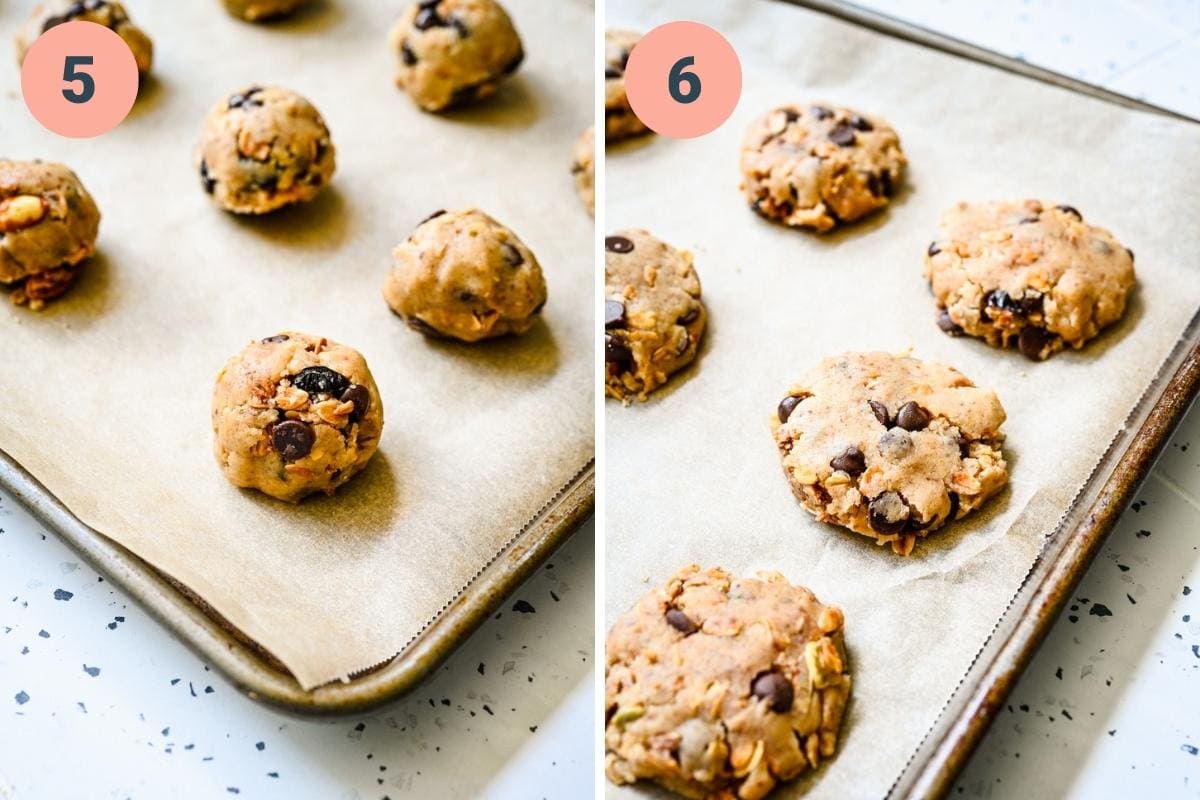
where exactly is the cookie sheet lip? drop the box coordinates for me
[605,565,851,800]
[771,352,1009,555]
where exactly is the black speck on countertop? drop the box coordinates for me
[53,588,73,601]
[1136,529,1151,538]
[1055,667,1063,680]
[512,600,536,614]
[1090,603,1113,617]
[477,662,485,675]
[82,664,100,677]
[1183,744,1198,756]
[255,741,265,751]
[1185,585,1193,596]
[14,690,29,705]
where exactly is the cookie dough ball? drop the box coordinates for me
[0,160,100,310]
[925,200,1136,361]
[222,0,311,22]
[17,1,153,74]
[740,103,906,233]
[384,208,546,342]
[604,230,705,401]
[212,332,384,503]
[772,352,1008,556]
[606,565,851,800]
[571,126,594,216]
[194,86,335,215]
[389,0,524,112]
[604,29,649,142]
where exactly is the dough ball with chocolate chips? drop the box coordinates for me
[384,208,546,342]
[17,1,153,73]
[772,352,1008,555]
[605,565,851,800]
[389,0,524,112]
[0,159,100,310]
[212,332,384,503]
[740,102,906,232]
[924,200,1137,361]
[221,0,311,22]
[604,29,649,142]
[194,85,335,215]
[604,230,705,402]
[571,126,594,216]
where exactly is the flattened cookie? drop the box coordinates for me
[212,332,384,503]
[605,565,851,800]
[0,159,100,310]
[925,200,1136,361]
[740,102,906,232]
[571,126,595,216]
[604,230,705,401]
[17,1,153,74]
[772,352,1007,555]
[605,29,649,142]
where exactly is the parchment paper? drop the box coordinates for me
[605,1,1200,797]
[0,0,594,690]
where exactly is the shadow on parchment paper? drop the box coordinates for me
[438,75,542,130]
[240,0,343,33]
[603,305,714,407]
[421,316,561,380]
[605,130,660,158]
[129,73,165,119]
[230,186,350,252]
[18,251,115,324]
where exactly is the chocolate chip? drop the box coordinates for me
[936,308,963,336]
[340,385,371,423]
[1018,215,1040,224]
[778,395,803,423]
[199,160,216,194]
[868,400,891,427]
[1018,292,1044,316]
[985,290,1022,317]
[927,241,941,257]
[420,209,446,225]
[955,433,970,458]
[604,299,626,329]
[665,608,697,635]
[1125,247,1134,262]
[228,87,263,109]
[261,334,289,344]
[406,316,446,338]
[401,42,418,65]
[829,122,856,147]
[896,401,931,431]
[291,366,350,397]
[414,2,448,30]
[782,108,800,123]
[501,242,524,267]
[450,16,469,38]
[810,105,833,120]
[1018,325,1053,361]
[605,334,631,370]
[502,49,524,74]
[677,306,699,325]
[830,446,866,476]
[604,67,621,79]
[868,491,910,534]
[751,671,793,712]
[1055,204,1082,220]
[617,49,631,70]
[605,235,634,254]
[879,169,894,198]
[271,420,315,462]
[946,492,960,522]
[849,114,873,131]
[865,172,881,197]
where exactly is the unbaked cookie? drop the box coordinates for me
[924,200,1137,361]
[0,160,100,310]
[212,332,384,503]
[605,29,649,142]
[17,1,153,74]
[605,565,851,800]
[571,126,594,216]
[740,103,906,233]
[389,0,524,112]
[383,208,546,342]
[194,85,335,215]
[222,0,311,22]
[605,230,705,402]
[771,352,1008,555]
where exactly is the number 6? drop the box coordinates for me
[62,55,95,104]
[668,56,701,104]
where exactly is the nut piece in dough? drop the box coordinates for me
[212,332,384,503]
[222,0,311,22]
[772,352,1008,555]
[605,230,706,401]
[384,208,547,342]
[0,159,100,310]
[571,126,595,217]
[924,200,1137,361]
[194,85,336,215]
[389,0,524,112]
[605,565,851,800]
[740,102,906,232]
[17,1,153,74]
[605,29,649,142]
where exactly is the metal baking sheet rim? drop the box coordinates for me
[0,451,594,718]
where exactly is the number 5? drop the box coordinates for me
[62,56,95,104]
[668,56,701,104]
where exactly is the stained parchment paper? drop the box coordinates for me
[0,0,593,691]
[605,1,1200,797]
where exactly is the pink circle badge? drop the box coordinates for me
[21,21,139,139]
[624,21,742,139]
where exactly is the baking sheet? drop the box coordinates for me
[0,0,594,691]
[604,1,1200,797]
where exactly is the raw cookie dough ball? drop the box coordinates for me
[222,0,311,22]
[924,200,1137,361]
[212,332,384,503]
[740,102,906,232]
[772,352,1008,556]
[0,160,100,310]
[383,208,546,342]
[17,1,153,74]
[604,29,648,142]
[571,126,594,216]
[604,230,705,402]
[606,565,851,800]
[389,0,524,112]
[194,85,335,215]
